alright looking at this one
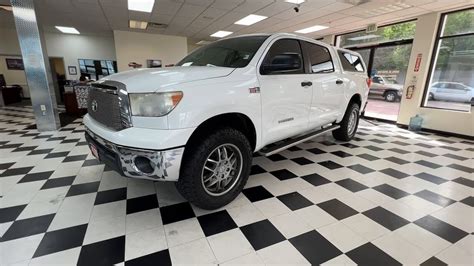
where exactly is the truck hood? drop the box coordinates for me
[101,66,235,93]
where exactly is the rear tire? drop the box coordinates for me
[384,91,397,102]
[176,128,252,210]
[332,103,360,141]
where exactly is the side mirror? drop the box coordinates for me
[261,53,302,74]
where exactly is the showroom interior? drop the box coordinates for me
[0,0,473,265]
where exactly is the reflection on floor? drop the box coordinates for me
[1,105,473,265]
[365,98,400,121]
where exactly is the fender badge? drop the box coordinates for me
[249,87,260,93]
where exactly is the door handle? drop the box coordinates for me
[301,81,312,87]
[336,79,344,85]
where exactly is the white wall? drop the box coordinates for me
[114,30,187,72]
[397,12,473,137]
[0,28,29,96]
[44,32,116,80]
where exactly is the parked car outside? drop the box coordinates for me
[368,75,403,102]
[429,81,474,104]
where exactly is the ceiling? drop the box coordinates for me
[0,0,473,43]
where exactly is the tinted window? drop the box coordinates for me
[261,39,304,75]
[177,35,268,68]
[338,51,365,72]
[303,42,334,73]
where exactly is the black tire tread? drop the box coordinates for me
[332,102,360,142]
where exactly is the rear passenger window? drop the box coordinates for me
[304,42,334,73]
[338,51,365,72]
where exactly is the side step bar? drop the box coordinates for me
[259,124,340,157]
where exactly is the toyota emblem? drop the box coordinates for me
[91,100,98,112]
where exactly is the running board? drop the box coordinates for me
[259,125,340,157]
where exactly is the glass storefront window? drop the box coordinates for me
[423,9,474,112]
[337,21,416,47]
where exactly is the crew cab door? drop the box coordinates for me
[301,41,344,128]
[258,38,311,145]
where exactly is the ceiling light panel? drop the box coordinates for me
[55,26,80,34]
[295,25,328,34]
[210,31,233,38]
[235,14,268,26]
[285,0,305,4]
[128,0,155,13]
[129,20,148,29]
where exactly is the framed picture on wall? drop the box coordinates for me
[68,66,77,75]
[5,58,24,70]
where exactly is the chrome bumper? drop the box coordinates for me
[85,128,183,181]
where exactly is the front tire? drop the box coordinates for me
[384,91,397,102]
[176,128,252,210]
[333,103,360,141]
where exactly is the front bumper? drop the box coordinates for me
[85,129,184,181]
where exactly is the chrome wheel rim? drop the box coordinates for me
[347,108,358,136]
[201,144,243,196]
[386,93,395,101]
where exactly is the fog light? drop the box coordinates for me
[133,156,154,174]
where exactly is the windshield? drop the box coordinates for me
[177,35,269,68]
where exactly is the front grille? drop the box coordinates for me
[88,87,123,130]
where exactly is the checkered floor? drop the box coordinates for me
[1,104,473,266]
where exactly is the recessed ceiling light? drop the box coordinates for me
[196,40,211,45]
[129,20,148,29]
[235,14,268,26]
[210,31,233,38]
[55,26,80,34]
[295,25,328,34]
[128,0,155,13]
[285,0,305,4]
[347,34,380,41]
[0,5,12,11]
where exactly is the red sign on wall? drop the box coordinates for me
[414,53,422,72]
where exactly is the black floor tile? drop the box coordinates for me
[356,153,380,161]
[370,139,387,144]
[270,169,297,180]
[28,148,53,155]
[277,192,313,211]
[301,173,331,187]
[267,154,287,162]
[317,199,358,220]
[82,159,102,167]
[77,236,125,266]
[125,250,172,266]
[372,184,409,199]
[242,186,273,202]
[415,150,438,158]
[440,145,461,152]
[160,202,195,225]
[384,156,410,165]
[448,163,473,173]
[95,188,127,205]
[363,207,409,231]
[379,168,410,179]
[0,204,27,223]
[33,224,88,258]
[62,154,88,163]
[41,176,75,190]
[47,136,66,142]
[12,145,38,152]
[347,164,375,174]
[289,230,342,264]
[0,162,14,170]
[44,151,69,159]
[61,138,81,144]
[240,219,285,250]
[415,172,448,185]
[287,146,302,151]
[307,148,326,155]
[335,178,368,192]
[197,210,238,237]
[1,214,55,242]
[0,166,34,177]
[442,153,468,161]
[414,190,456,207]
[415,160,442,169]
[420,257,448,266]
[365,145,383,151]
[341,143,359,149]
[66,181,100,197]
[331,151,352,158]
[250,165,266,175]
[18,171,54,183]
[460,196,474,207]
[291,157,314,165]
[346,242,401,266]
[391,141,410,146]
[452,177,474,188]
[388,148,410,154]
[126,194,159,215]
[318,160,343,170]
[414,215,468,243]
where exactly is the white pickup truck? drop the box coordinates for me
[84,33,369,209]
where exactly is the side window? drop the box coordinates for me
[303,42,334,73]
[338,51,365,72]
[261,39,304,75]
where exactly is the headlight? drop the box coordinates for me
[129,91,183,117]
